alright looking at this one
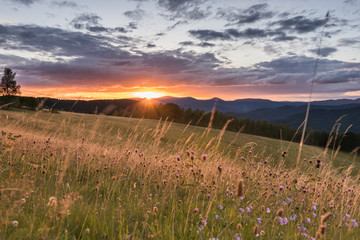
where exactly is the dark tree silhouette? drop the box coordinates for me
[0,68,21,96]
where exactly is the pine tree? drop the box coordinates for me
[0,68,21,96]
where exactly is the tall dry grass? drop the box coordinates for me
[0,109,359,239]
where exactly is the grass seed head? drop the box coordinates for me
[276,208,284,217]
[236,179,244,197]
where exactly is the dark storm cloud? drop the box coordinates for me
[217,3,274,25]
[51,1,78,8]
[124,9,145,21]
[309,47,337,57]
[189,28,296,41]
[274,15,326,33]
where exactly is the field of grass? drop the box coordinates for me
[1,109,359,239]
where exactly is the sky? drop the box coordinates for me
[0,0,359,101]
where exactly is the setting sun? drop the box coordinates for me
[133,91,164,99]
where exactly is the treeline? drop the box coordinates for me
[1,96,359,152]
[115,102,360,152]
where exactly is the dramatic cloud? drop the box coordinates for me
[338,38,360,48]
[310,47,337,57]
[11,0,39,6]
[51,1,78,8]
[157,0,211,20]
[217,3,274,25]
[315,69,360,84]
[274,15,326,33]
[70,13,127,33]
[124,9,145,21]
[189,28,296,42]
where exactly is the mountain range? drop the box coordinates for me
[155,97,360,133]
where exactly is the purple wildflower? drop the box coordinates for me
[279,185,284,191]
[352,219,358,227]
[239,208,244,212]
[345,214,350,219]
[215,215,219,220]
[257,218,263,224]
[176,155,180,161]
[194,208,199,213]
[266,208,271,213]
[163,179,167,184]
[219,205,223,210]
[313,202,317,210]
[202,154,207,160]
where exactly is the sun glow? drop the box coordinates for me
[133,91,165,99]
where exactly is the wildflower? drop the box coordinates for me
[153,207,158,213]
[257,218,263,224]
[279,217,288,225]
[266,208,271,213]
[194,208,199,213]
[202,154,207,160]
[215,215,219,220]
[207,194,211,198]
[290,215,297,221]
[345,222,349,227]
[246,207,251,212]
[219,205,223,210]
[313,213,317,217]
[135,148,138,153]
[264,160,268,164]
[286,197,292,202]
[279,185,284,191]
[241,157,247,161]
[218,165,223,172]
[235,233,241,240]
[306,218,311,223]
[282,201,287,206]
[176,155,180,161]
[352,219,358,227]
[47,196,57,207]
[163,179,167,184]
[313,202,317,210]
[85,228,90,234]
[12,220,18,227]
[345,214,350,219]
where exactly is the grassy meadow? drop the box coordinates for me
[0,109,359,239]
